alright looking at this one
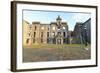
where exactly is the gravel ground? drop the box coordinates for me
[23,44,91,62]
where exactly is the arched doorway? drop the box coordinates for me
[57,39,61,44]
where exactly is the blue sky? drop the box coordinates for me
[23,10,91,31]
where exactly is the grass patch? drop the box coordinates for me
[23,44,91,62]
[23,44,86,49]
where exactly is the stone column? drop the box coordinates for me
[61,38,63,44]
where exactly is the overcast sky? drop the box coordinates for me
[23,10,91,31]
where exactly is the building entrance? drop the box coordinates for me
[57,39,61,44]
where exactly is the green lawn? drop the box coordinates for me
[23,44,86,49]
[23,44,91,62]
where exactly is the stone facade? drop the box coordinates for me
[23,16,69,46]
[23,20,32,46]
[72,18,91,44]
[23,16,91,46]
[72,22,83,44]
[82,18,91,43]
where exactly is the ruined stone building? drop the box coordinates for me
[72,18,91,44]
[23,16,69,46]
